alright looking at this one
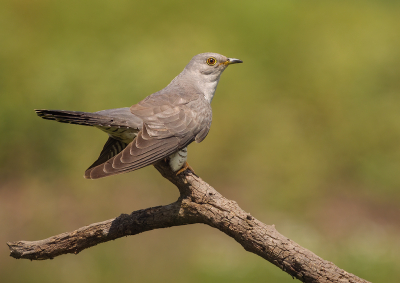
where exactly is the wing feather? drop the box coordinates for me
[86,137,128,170]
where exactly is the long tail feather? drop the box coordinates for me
[35,109,120,127]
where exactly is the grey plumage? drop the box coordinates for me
[35,53,242,179]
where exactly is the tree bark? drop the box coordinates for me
[7,161,370,283]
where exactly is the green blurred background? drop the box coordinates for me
[1,0,400,282]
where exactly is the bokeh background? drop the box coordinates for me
[1,0,400,282]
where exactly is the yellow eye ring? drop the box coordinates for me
[206,57,217,66]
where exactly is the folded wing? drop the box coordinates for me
[85,91,210,179]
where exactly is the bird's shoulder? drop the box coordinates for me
[129,87,212,140]
[129,85,207,119]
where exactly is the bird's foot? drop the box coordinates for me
[176,162,195,175]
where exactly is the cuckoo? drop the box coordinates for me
[35,53,242,179]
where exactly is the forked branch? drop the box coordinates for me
[7,161,370,283]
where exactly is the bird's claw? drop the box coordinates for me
[176,162,195,175]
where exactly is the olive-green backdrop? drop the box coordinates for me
[1,0,399,282]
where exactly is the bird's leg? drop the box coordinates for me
[169,147,188,172]
[168,147,196,174]
[176,161,195,175]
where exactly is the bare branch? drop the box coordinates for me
[7,202,187,260]
[7,161,370,283]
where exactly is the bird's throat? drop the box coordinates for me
[202,79,219,103]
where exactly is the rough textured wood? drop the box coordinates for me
[7,161,370,283]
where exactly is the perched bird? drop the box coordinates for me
[35,53,242,179]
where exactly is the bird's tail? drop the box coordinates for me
[35,109,120,127]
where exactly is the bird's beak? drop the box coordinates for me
[224,58,243,65]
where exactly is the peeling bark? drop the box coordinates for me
[7,161,370,283]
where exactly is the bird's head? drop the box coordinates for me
[169,52,243,103]
[186,52,243,77]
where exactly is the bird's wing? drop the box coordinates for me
[87,137,129,170]
[85,92,210,179]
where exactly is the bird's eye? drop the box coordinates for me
[206,57,217,66]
